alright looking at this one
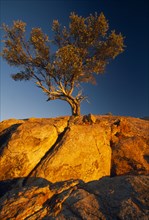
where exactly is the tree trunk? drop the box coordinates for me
[67,98,81,116]
[71,102,80,116]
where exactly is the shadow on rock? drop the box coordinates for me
[0,123,22,154]
[0,175,149,219]
[0,177,51,197]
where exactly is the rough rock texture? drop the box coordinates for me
[0,117,68,180]
[0,115,149,182]
[29,123,111,183]
[109,116,149,176]
[0,115,149,219]
[0,175,148,219]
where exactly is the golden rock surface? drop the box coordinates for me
[0,115,148,182]
[0,115,149,219]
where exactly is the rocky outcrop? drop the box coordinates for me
[0,115,149,219]
[0,175,148,219]
[110,116,149,176]
[0,117,69,180]
[0,115,149,183]
[28,123,111,183]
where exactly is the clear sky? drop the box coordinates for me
[0,0,149,120]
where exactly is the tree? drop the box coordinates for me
[1,12,124,116]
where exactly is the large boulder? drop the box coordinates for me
[29,123,112,183]
[0,115,149,219]
[0,115,149,183]
[0,117,68,180]
[0,175,148,219]
[110,116,149,176]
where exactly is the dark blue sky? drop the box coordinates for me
[0,0,149,120]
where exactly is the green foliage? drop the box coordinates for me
[1,13,125,115]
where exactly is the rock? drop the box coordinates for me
[65,175,149,220]
[28,123,111,183]
[0,178,53,220]
[0,115,149,183]
[0,117,69,180]
[0,175,148,219]
[0,115,149,219]
[110,117,149,176]
[0,118,25,134]
[83,113,96,124]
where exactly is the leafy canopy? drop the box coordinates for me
[1,12,125,115]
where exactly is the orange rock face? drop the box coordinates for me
[29,123,111,182]
[0,115,149,219]
[0,115,148,182]
[110,117,149,176]
[0,117,68,180]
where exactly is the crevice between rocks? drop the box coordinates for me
[44,184,79,218]
[110,118,121,177]
[23,118,71,186]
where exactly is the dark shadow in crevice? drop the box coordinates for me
[22,126,70,186]
[110,161,117,177]
[0,123,22,154]
[0,177,82,198]
[0,177,51,197]
[144,155,149,163]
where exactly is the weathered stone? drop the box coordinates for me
[110,117,149,176]
[0,178,52,220]
[0,115,149,219]
[0,117,69,180]
[88,113,96,123]
[0,115,149,183]
[83,113,96,124]
[30,123,111,183]
[0,176,148,219]
[0,118,25,133]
